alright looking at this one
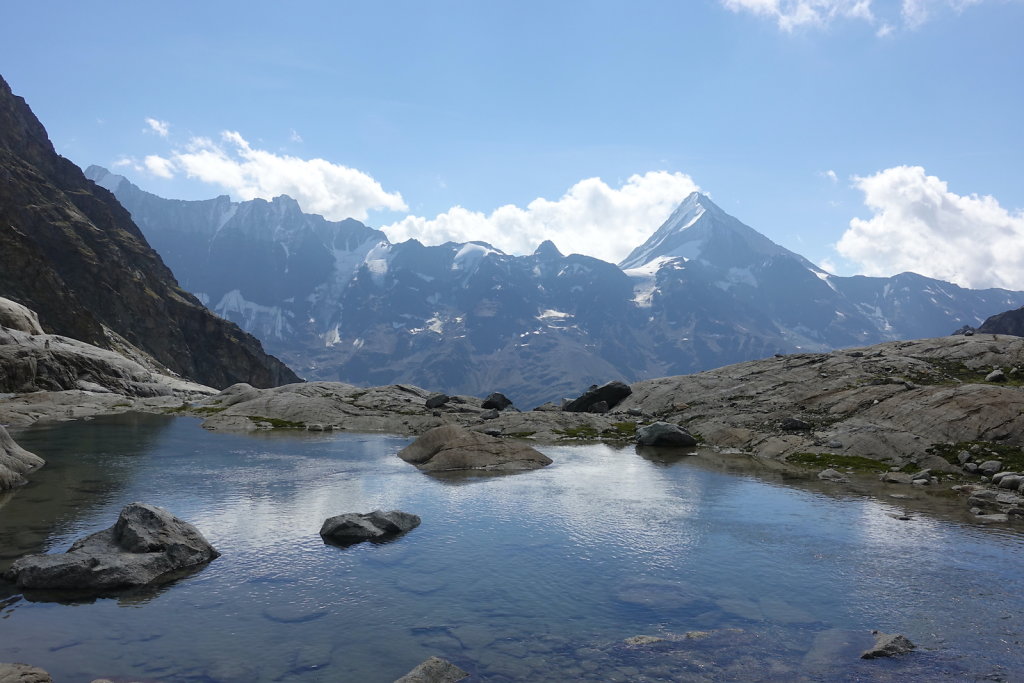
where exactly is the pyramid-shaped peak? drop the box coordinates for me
[533,239,563,258]
[619,192,813,272]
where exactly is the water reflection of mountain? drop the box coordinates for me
[0,413,177,573]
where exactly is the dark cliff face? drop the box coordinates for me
[0,75,300,389]
[978,307,1024,336]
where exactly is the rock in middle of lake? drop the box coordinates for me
[3,502,219,591]
[397,424,552,472]
[320,510,421,546]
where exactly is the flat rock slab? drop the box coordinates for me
[394,656,468,683]
[398,424,552,472]
[320,510,421,546]
[3,503,219,592]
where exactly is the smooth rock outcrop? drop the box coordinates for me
[394,656,468,683]
[0,298,43,335]
[320,510,420,546]
[562,380,632,413]
[0,425,44,490]
[860,631,915,659]
[398,424,552,471]
[0,663,52,683]
[3,503,219,591]
[636,422,697,447]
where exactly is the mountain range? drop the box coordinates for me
[85,168,1024,407]
[0,75,298,389]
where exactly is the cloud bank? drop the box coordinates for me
[380,172,700,264]
[721,0,995,32]
[146,131,407,221]
[837,165,1024,290]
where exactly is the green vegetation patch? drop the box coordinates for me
[785,452,889,473]
[555,424,601,440]
[601,422,638,439]
[247,415,305,430]
[193,405,226,415]
[927,441,1024,471]
[907,358,1024,386]
[505,431,537,438]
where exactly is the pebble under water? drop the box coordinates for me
[1,413,1023,682]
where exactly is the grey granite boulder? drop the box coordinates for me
[320,510,420,545]
[636,422,697,447]
[0,426,45,490]
[425,393,450,409]
[860,631,915,659]
[780,417,812,431]
[394,656,468,683]
[0,663,52,683]
[398,424,552,471]
[562,380,632,413]
[3,503,219,591]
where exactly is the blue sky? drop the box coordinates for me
[3,1,1023,287]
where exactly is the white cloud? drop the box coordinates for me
[144,118,170,137]
[820,169,839,183]
[836,166,1024,290]
[148,131,406,221]
[289,129,303,143]
[722,0,999,31]
[143,155,176,179]
[721,0,874,30]
[380,172,700,264]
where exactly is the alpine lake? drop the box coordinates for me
[1,413,1022,682]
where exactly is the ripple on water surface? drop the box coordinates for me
[0,413,1022,681]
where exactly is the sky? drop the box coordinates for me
[2,0,1023,288]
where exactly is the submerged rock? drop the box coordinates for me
[817,468,849,483]
[636,422,697,447]
[563,380,632,413]
[3,503,219,591]
[860,631,915,659]
[394,656,468,683]
[0,425,44,490]
[320,510,421,546]
[397,424,552,471]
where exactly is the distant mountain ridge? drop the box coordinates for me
[0,76,299,389]
[87,167,1024,406]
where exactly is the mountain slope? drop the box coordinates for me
[89,172,1024,407]
[0,75,299,389]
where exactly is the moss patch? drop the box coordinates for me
[247,415,305,430]
[600,422,637,439]
[907,358,1024,387]
[505,431,536,438]
[554,424,601,440]
[785,452,889,473]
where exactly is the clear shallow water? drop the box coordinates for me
[0,414,1022,682]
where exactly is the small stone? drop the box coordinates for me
[964,463,979,473]
[880,472,913,484]
[957,451,972,465]
[986,369,1007,383]
[780,417,811,431]
[827,440,843,449]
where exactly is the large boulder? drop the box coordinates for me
[394,656,468,683]
[0,298,44,335]
[0,426,44,490]
[0,663,52,683]
[481,392,513,411]
[397,424,552,472]
[3,503,219,591]
[320,510,420,546]
[562,381,632,413]
[636,422,697,447]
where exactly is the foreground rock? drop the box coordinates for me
[398,424,552,471]
[320,510,420,545]
[618,335,1024,471]
[0,425,44,490]
[563,380,632,413]
[636,422,697,447]
[3,503,219,591]
[860,631,915,659]
[0,663,51,683]
[394,656,468,683]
